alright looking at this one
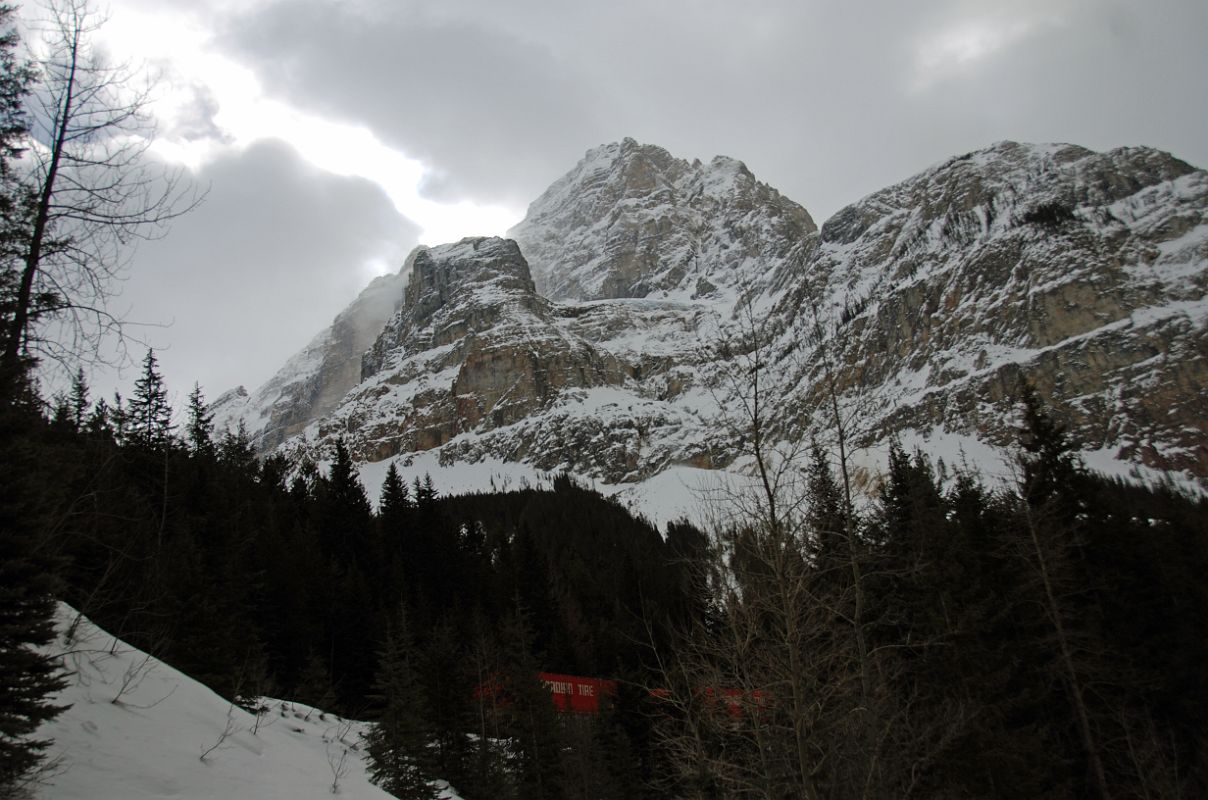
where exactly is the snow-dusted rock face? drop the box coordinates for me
[302,238,658,471]
[226,139,1207,489]
[768,142,1208,480]
[509,137,815,303]
[361,238,542,380]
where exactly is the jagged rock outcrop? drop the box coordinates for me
[361,239,543,380]
[307,238,683,471]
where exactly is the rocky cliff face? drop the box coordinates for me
[306,237,686,473]
[222,139,1208,490]
[767,142,1208,479]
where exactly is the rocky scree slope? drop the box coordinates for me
[224,140,1208,488]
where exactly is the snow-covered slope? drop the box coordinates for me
[34,605,457,800]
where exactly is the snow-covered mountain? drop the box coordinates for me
[219,139,1208,492]
[281,236,716,480]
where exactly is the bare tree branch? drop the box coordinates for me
[2,0,202,379]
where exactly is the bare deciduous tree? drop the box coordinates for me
[654,294,959,799]
[325,717,356,794]
[2,0,200,375]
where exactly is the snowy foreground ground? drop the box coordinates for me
[34,605,460,800]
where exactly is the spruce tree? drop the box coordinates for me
[364,606,437,800]
[108,391,128,443]
[68,368,88,431]
[804,440,851,578]
[1012,388,1112,798]
[0,15,67,770]
[328,439,370,512]
[318,438,372,559]
[377,463,411,602]
[217,421,257,477]
[1018,383,1082,511]
[0,374,67,796]
[379,463,410,523]
[127,349,173,449]
[84,396,110,437]
[185,383,214,456]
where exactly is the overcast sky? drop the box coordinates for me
[48,0,1208,406]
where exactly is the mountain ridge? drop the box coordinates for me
[216,139,1208,491]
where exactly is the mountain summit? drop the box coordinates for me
[510,137,814,303]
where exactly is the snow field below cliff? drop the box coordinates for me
[355,420,1202,539]
[34,605,460,800]
[356,447,730,532]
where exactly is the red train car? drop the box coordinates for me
[538,672,617,714]
[476,670,765,718]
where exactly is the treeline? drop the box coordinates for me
[5,351,1208,799]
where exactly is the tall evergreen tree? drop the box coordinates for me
[0,3,32,335]
[376,463,411,598]
[108,391,128,443]
[68,368,88,431]
[317,438,372,562]
[0,376,67,796]
[84,395,109,437]
[804,440,851,578]
[0,11,67,792]
[1011,388,1113,799]
[185,383,214,456]
[127,349,173,449]
[379,462,411,533]
[364,606,438,800]
[217,421,257,477]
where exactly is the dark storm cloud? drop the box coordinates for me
[221,0,603,208]
[104,138,420,403]
[218,0,1208,222]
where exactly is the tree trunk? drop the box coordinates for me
[1,26,79,371]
